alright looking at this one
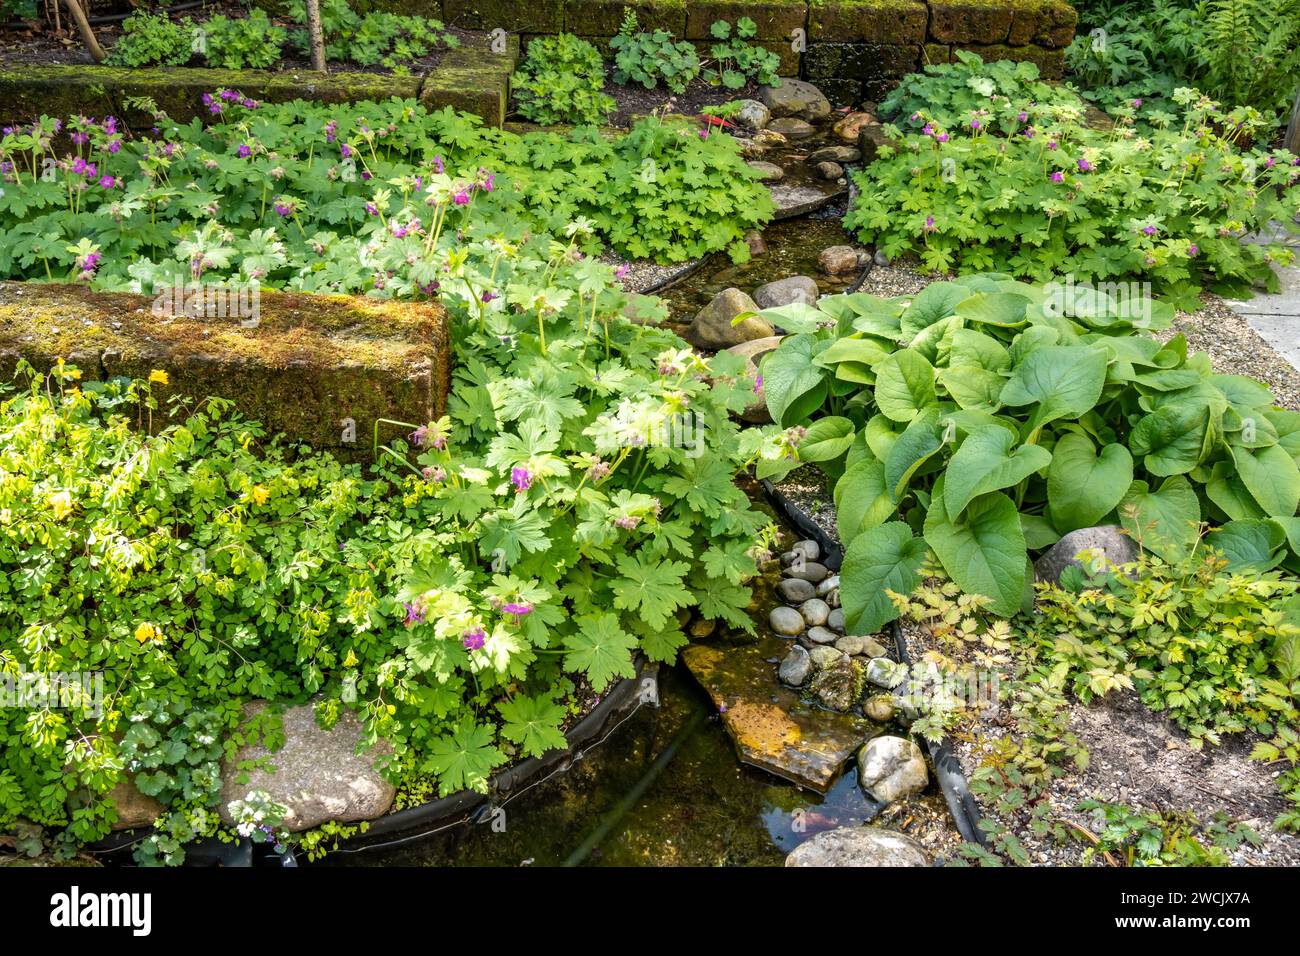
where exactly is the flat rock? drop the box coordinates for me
[1034,524,1138,584]
[806,625,839,645]
[747,160,785,182]
[734,98,770,131]
[759,79,832,123]
[768,117,816,140]
[684,638,875,792]
[857,736,928,804]
[809,655,860,712]
[776,577,817,603]
[833,112,878,143]
[753,275,819,310]
[778,645,811,687]
[686,288,773,351]
[815,161,844,181]
[784,826,930,867]
[819,245,860,275]
[219,700,395,832]
[770,181,845,220]
[808,145,861,164]
[784,560,829,583]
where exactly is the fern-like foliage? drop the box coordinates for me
[1201,0,1300,114]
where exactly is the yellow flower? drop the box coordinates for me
[148,369,169,385]
[250,484,270,506]
[343,649,359,668]
[47,491,73,521]
[134,622,160,644]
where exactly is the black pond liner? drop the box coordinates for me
[85,658,658,865]
[760,478,988,848]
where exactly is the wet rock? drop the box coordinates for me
[806,625,839,645]
[109,776,165,831]
[770,182,844,220]
[778,645,811,687]
[683,639,875,792]
[784,825,930,867]
[686,288,773,351]
[759,79,831,122]
[784,561,829,583]
[810,655,860,712]
[726,334,782,424]
[865,657,907,689]
[833,634,875,656]
[858,736,928,804]
[219,700,395,832]
[834,111,878,142]
[734,98,771,131]
[776,577,816,603]
[873,248,891,267]
[752,128,787,150]
[753,275,819,310]
[793,539,820,561]
[819,245,860,275]
[815,161,844,181]
[769,117,816,140]
[864,694,896,722]
[799,598,831,627]
[747,160,785,182]
[690,617,717,639]
[744,229,768,257]
[808,646,844,668]
[827,607,845,632]
[769,606,805,637]
[858,124,898,165]
[808,145,861,164]
[1034,525,1138,584]
[816,574,839,597]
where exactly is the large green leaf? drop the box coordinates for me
[1203,519,1286,571]
[946,327,1011,371]
[798,416,856,463]
[834,458,897,546]
[937,365,1006,411]
[760,334,829,427]
[873,348,936,423]
[1119,475,1201,562]
[1047,433,1133,533]
[1205,461,1267,521]
[840,521,928,635]
[884,408,946,502]
[900,281,969,337]
[954,291,1030,328]
[1234,443,1300,518]
[923,476,1027,617]
[1129,402,1211,476]
[943,425,1052,519]
[999,344,1109,440]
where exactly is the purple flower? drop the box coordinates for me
[1017,111,1028,123]
[501,602,532,619]
[432,155,445,174]
[422,465,446,483]
[511,466,532,492]
[274,202,294,217]
[453,189,470,206]
[402,601,426,627]
[1132,98,1143,108]
[98,174,116,188]
[753,373,763,393]
[340,143,352,158]
[922,123,934,136]
[365,202,379,216]
[1266,156,1276,168]
[1187,244,1199,257]
[1050,171,1064,183]
[936,132,949,143]
[1142,224,1157,236]
[478,169,495,192]
[237,144,251,158]
[1077,158,1092,172]
[481,290,498,303]
[1048,140,1058,150]
[970,119,981,131]
[615,263,630,278]
[325,120,337,143]
[924,215,937,233]
[614,514,641,530]
[462,628,486,650]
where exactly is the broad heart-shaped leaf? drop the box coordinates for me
[1119,476,1201,562]
[954,291,1030,328]
[1233,443,1300,518]
[999,344,1109,440]
[1128,401,1211,476]
[923,477,1027,617]
[1047,432,1134,533]
[884,407,946,502]
[1205,461,1267,521]
[946,328,1011,372]
[874,348,936,423]
[760,334,829,427]
[900,281,970,338]
[840,521,928,635]
[1274,516,1300,562]
[1203,519,1286,572]
[942,426,1051,519]
[798,416,856,463]
[937,365,1005,412]
[834,458,897,547]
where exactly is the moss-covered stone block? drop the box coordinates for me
[0,282,450,457]
[954,42,1065,77]
[1007,0,1077,48]
[0,66,118,123]
[928,0,1015,44]
[440,29,521,75]
[684,0,808,40]
[807,0,928,44]
[922,42,953,66]
[443,0,566,32]
[420,65,508,126]
[565,0,687,35]
[803,42,919,80]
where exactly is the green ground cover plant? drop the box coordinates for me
[851,54,1300,308]
[511,34,616,126]
[610,10,702,95]
[705,18,781,90]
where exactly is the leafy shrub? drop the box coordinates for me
[706,18,781,89]
[286,0,457,71]
[1077,800,1260,865]
[752,274,1300,627]
[850,54,1300,307]
[512,34,615,126]
[201,9,286,70]
[610,10,701,94]
[106,11,195,67]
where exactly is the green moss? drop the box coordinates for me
[0,282,449,458]
[683,0,809,41]
[928,0,1016,44]
[807,0,929,45]
[564,0,688,36]
[443,0,567,33]
[420,65,508,127]
[1007,0,1078,48]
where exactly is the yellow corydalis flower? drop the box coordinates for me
[148,369,169,385]
[249,485,270,506]
[47,491,73,521]
[134,622,161,644]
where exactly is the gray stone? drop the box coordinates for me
[864,694,896,722]
[808,646,844,668]
[219,700,395,832]
[819,245,860,275]
[784,560,829,583]
[776,577,817,603]
[873,248,891,267]
[793,539,820,561]
[759,79,832,123]
[865,657,907,689]
[769,117,816,140]
[833,634,872,656]
[810,654,859,711]
[808,145,862,164]
[827,607,845,632]
[816,574,839,597]
[686,288,773,351]
[753,275,819,310]
[734,98,771,131]
[806,625,839,645]
[799,598,831,627]
[778,645,811,686]
[744,229,767,257]
[1033,525,1139,584]
[857,736,928,804]
[815,161,844,181]
[769,605,806,636]
[784,825,930,867]
[747,160,785,182]
[770,182,845,220]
